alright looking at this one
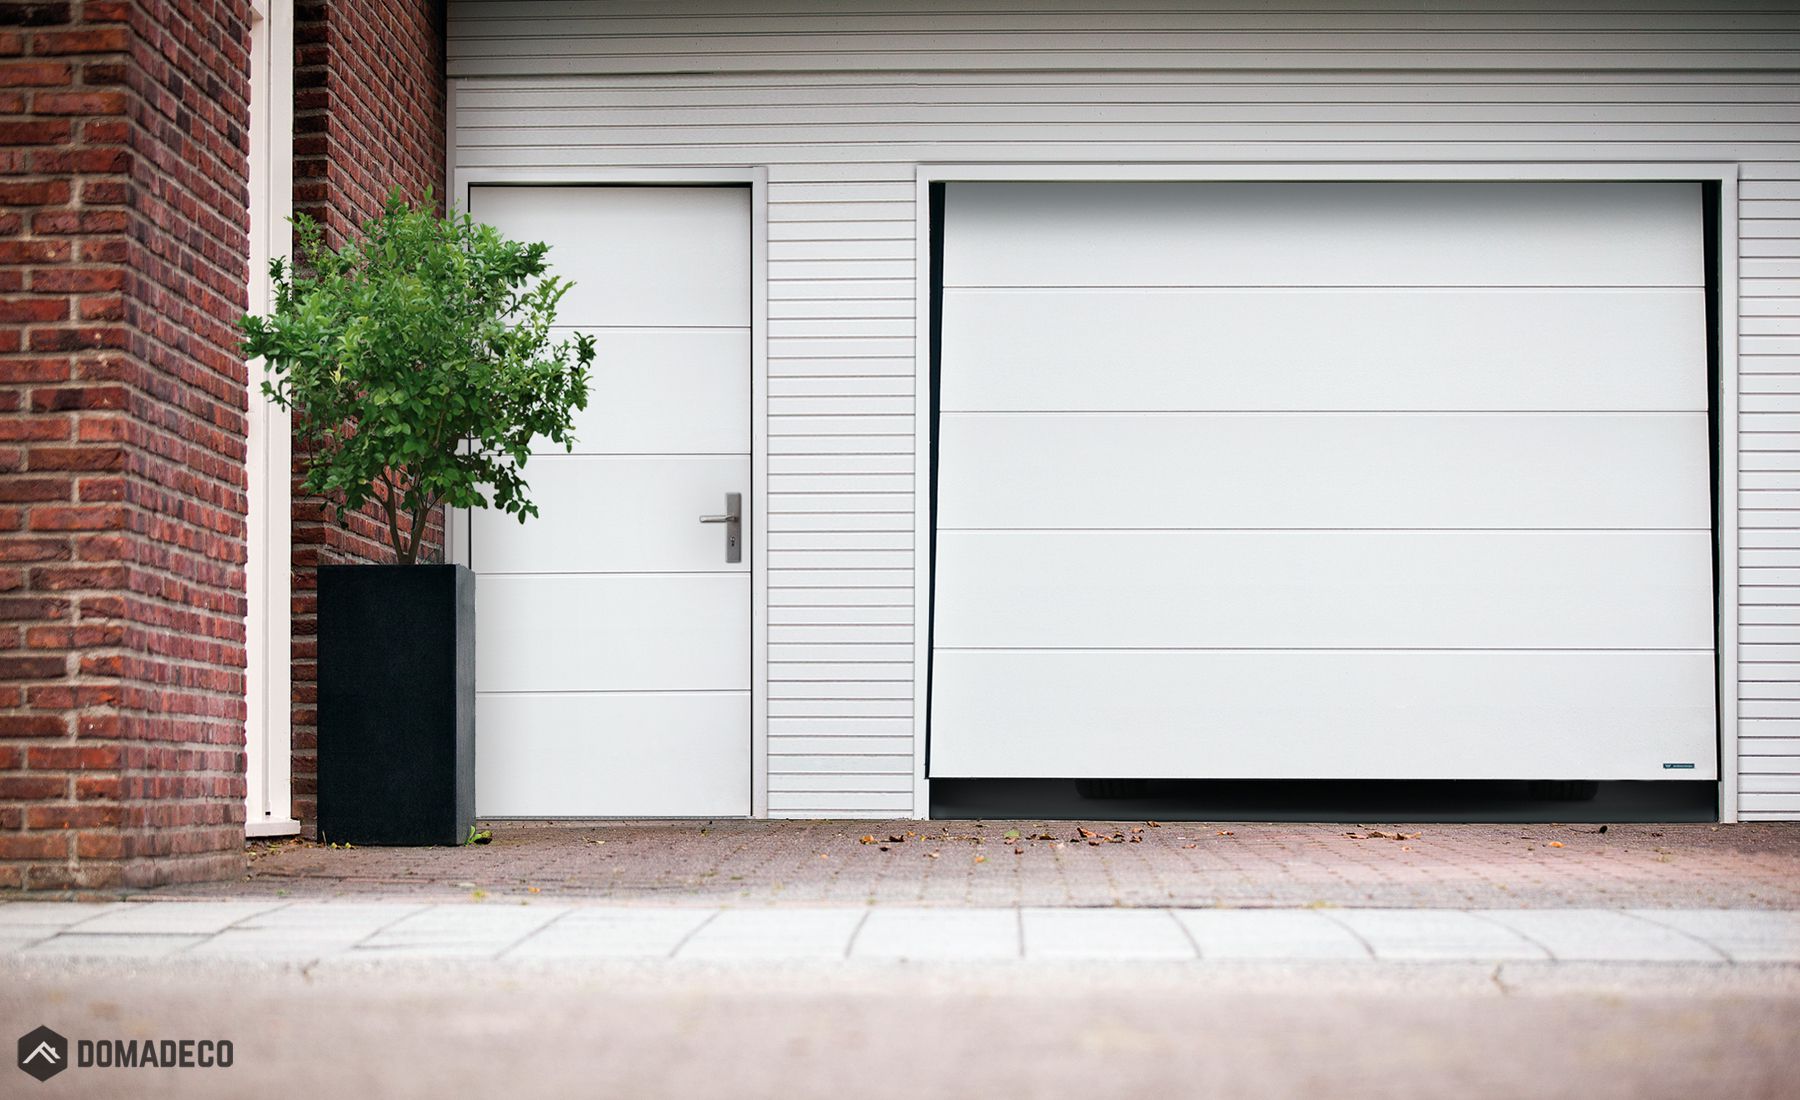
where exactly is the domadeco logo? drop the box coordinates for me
[16,1026,68,1083]
[15,1024,234,1082]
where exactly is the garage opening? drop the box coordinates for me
[925,179,1720,820]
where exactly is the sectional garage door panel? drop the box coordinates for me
[936,413,1710,530]
[942,182,1703,289]
[939,289,1705,412]
[933,530,1715,651]
[932,651,1717,781]
[930,181,1716,782]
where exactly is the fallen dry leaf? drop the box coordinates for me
[859,835,876,845]
[1548,841,1565,848]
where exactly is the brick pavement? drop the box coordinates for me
[134,819,1800,909]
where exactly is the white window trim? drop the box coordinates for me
[913,161,1742,823]
[245,0,297,838]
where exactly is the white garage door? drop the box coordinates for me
[930,181,1718,781]
[468,185,751,816]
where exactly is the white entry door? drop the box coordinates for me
[468,185,751,816]
[931,181,1717,782]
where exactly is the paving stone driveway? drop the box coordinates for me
[142,819,1800,909]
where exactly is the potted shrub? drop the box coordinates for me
[241,190,593,845]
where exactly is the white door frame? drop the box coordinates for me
[449,167,771,817]
[913,161,1742,822]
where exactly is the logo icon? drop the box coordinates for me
[17,1026,67,1082]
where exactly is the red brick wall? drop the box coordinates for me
[0,0,252,891]
[289,0,445,832]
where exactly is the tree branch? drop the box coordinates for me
[403,487,447,566]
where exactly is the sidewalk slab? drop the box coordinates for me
[72,900,289,936]
[1326,909,1549,962]
[22,933,208,959]
[231,902,432,932]
[852,909,1020,961]
[676,908,866,961]
[190,903,434,960]
[504,907,715,960]
[352,904,566,959]
[1022,908,1195,960]
[189,931,382,961]
[1475,909,1726,962]
[1172,909,1370,960]
[0,902,126,929]
[1628,908,1800,962]
[183,907,428,957]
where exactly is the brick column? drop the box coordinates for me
[0,0,252,892]
[289,0,445,833]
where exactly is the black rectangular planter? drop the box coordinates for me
[317,564,474,846]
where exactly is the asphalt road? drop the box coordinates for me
[3,959,1796,1099]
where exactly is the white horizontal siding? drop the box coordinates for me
[451,0,1800,819]
[447,1,1800,75]
[1744,159,1800,818]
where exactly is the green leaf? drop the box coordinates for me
[237,187,594,564]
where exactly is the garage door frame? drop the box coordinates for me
[912,161,1742,821]
[447,164,772,818]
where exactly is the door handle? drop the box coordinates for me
[699,492,742,563]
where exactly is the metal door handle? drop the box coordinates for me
[699,492,742,563]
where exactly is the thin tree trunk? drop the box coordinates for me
[403,496,438,566]
[378,473,409,565]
